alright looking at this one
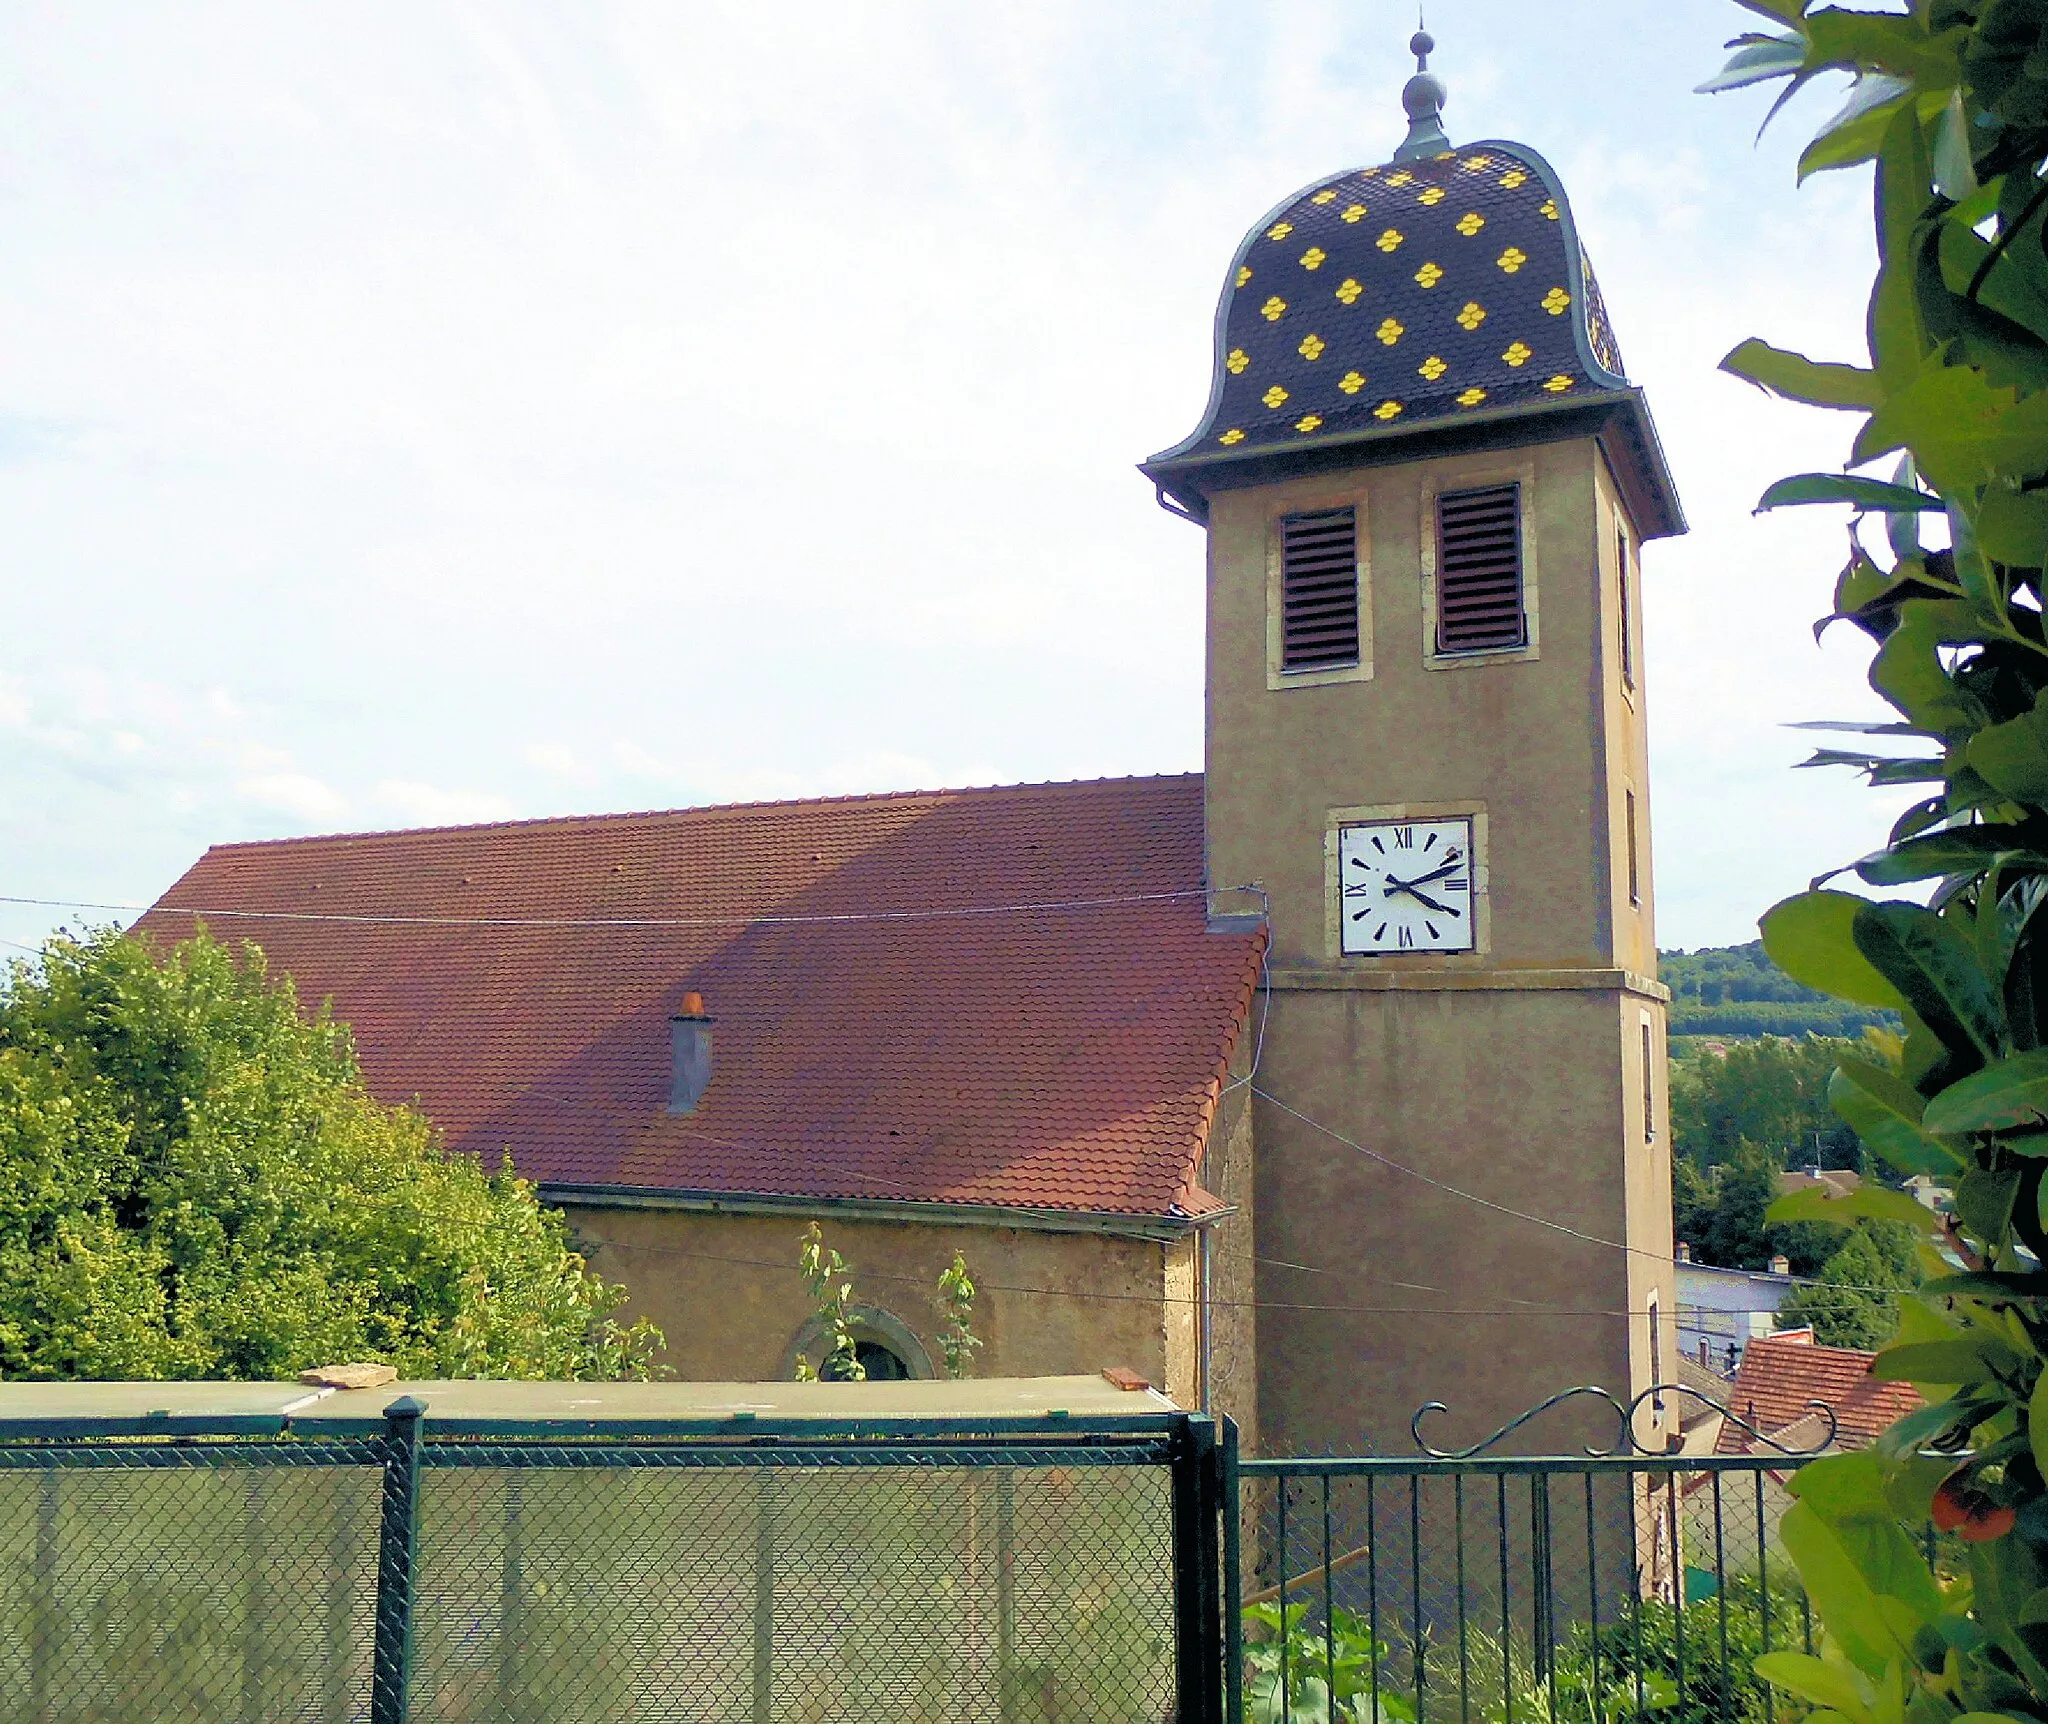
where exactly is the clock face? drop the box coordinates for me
[1338,818,1478,955]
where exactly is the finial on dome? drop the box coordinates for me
[1393,24,1451,162]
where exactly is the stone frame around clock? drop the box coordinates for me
[1323,799,1491,967]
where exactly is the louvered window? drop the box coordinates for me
[1279,507,1361,672]
[1617,522,1636,688]
[1435,484,1525,654]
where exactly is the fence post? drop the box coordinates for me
[371,1395,426,1724]
[1221,1419,1242,1724]
[1172,1415,1225,1724]
[32,1467,58,1724]
[752,1468,776,1724]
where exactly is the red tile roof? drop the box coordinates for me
[1715,1330,1921,1455]
[135,775,1265,1224]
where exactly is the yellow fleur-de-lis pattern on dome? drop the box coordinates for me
[1193,146,1616,460]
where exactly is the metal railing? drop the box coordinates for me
[1222,1390,1840,1724]
[0,1395,1225,1724]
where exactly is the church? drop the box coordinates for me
[139,38,1685,1457]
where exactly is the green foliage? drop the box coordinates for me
[1243,1602,1415,1724]
[933,1250,982,1380]
[794,1221,864,1381]
[1705,2,2048,1719]
[1672,1034,1867,1170]
[0,927,662,1381]
[1778,1217,1922,1348]
[1663,940,1902,1039]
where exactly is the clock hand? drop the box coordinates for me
[1386,861,1460,891]
[1388,882,1456,916]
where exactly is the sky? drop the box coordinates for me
[0,2,1914,956]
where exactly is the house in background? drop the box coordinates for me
[140,38,1688,1456]
[1674,1247,1795,1373]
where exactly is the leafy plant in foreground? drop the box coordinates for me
[1703,2,2048,1721]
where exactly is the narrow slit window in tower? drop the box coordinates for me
[1435,484,1525,653]
[1279,506,1361,671]
[1625,788,1640,906]
[1617,521,1636,689]
[1641,1020,1656,1141]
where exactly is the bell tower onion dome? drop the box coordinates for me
[1142,32,1682,538]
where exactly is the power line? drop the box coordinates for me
[0,887,1237,933]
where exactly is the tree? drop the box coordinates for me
[1703,4,2048,1719]
[1774,1218,1919,1349]
[1670,1034,1865,1171]
[0,927,662,1381]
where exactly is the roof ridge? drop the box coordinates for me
[198,772,1206,853]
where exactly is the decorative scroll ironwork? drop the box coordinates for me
[1410,1382,1840,1460]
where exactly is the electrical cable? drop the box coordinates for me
[0,886,1238,932]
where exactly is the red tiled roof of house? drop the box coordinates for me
[135,775,1265,1223]
[1715,1329,1921,1455]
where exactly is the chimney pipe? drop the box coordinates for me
[1768,1253,1790,1277]
[1675,1241,1691,1263]
[668,995,715,1114]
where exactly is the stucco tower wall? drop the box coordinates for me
[1205,431,1676,1456]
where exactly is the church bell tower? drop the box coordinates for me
[1142,36,1686,1455]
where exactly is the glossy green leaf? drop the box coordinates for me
[1925,1048,2048,1131]
[1869,602,1977,738]
[1768,1180,1954,1234]
[1830,1059,1964,1176]
[1754,1652,1871,1714]
[1698,32,1809,92]
[1853,826,2044,884]
[1854,360,2048,494]
[1724,337,1884,408]
[1776,1499,1916,1678]
[1757,473,1945,512]
[1977,486,2048,568]
[1969,696,2048,802]
[1954,1164,2024,1240]
[1852,899,2006,1060]
[1763,892,1911,1009]
[1870,1337,2022,1383]
[1801,81,1917,178]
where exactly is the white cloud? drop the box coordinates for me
[236,771,350,824]
[525,742,581,776]
[371,780,518,827]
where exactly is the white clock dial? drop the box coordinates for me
[1338,818,1477,955]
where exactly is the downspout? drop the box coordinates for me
[1199,1225,1214,1414]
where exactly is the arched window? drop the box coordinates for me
[783,1306,933,1382]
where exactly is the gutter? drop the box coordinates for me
[540,1182,1239,1246]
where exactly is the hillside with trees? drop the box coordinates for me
[1661,940,1899,1041]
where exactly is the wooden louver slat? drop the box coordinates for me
[1280,507,1360,671]
[1435,484,1525,654]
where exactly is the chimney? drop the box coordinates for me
[667,993,715,1114]
[1768,1253,1790,1277]
[1675,1241,1691,1263]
